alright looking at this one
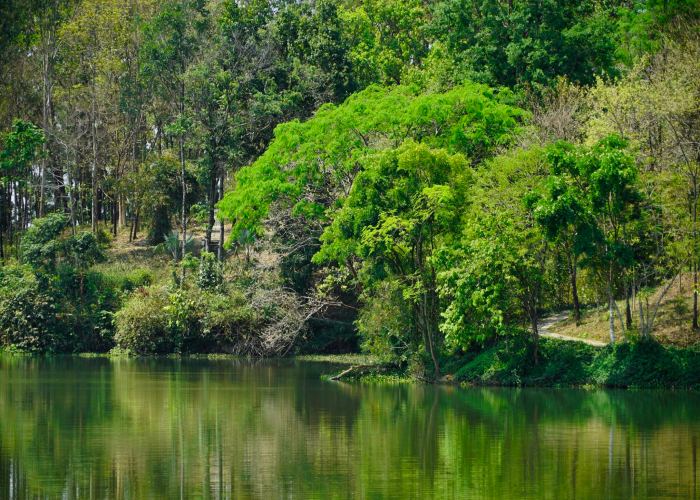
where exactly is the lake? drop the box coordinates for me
[0,356,697,499]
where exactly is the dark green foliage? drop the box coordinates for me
[114,286,259,355]
[430,0,619,88]
[113,288,173,355]
[148,206,172,246]
[20,213,104,273]
[454,337,700,389]
[589,340,683,387]
[0,119,45,182]
[0,265,62,352]
[196,251,223,290]
[20,213,70,271]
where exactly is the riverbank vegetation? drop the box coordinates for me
[1,0,700,385]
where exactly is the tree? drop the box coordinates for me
[526,146,599,324]
[439,214,546,358]
[430,0,619,89]
[587,37,700,330]
[315,142,470,376]
[547,136,644,342]
[0,119,45,259]
[140,0,207,282]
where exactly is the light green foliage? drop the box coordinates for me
[219,82,523,241]
[315,142,470,373]
[438,214,545,349]
[547,136,643,272]
[340,0,428,86]
[435,146,550,349]
[113,284,271,355]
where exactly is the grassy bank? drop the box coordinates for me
[445,337,700,389]
[325,338,700,390]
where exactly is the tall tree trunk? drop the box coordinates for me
[0,190,4,261]
[625,282,633,330]
[530,308,539,364]
[205,169,215,251]
[568,251,581,325]
[112,198,118,236]
[91,75,98,233]
[39,26,53,218]
[217,175,225,261]
[179,77,187,284]
[118,193,127,228]
[608,264,616,343]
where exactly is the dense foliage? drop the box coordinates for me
[0,0,699,384]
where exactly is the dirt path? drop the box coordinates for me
[538,312,607,347]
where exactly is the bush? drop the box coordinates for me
[451,336,700,389]
[114,287,173,354]
[0,265,63,352]
[196,252,223,290]
[199,290,257,350]
[114,285,262,355]
[356,280,414,362]
[102,267,153,292]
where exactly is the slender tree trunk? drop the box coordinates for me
[695,260,699,331]
[205,169,215,251]
[118,193,127,228]
[608,265,616,343]
[625,283,633,330]
[568,251,581,324]
[420,294,440,379]
[130,207,140,241]
[217,175,225,261]
[112,198,118,236]
[179,80,187,283]
[39,28,52,218]
[91,76,98,233]
[530,308,539,364]
[0,190,4,261]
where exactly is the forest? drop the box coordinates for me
[1,0,700,384]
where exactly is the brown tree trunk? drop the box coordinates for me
[530,310,539,365]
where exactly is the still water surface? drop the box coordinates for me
[0,356,698,499]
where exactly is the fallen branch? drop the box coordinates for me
[329,364,389,381]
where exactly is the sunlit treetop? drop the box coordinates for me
[218,82,525,240]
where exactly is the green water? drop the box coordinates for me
[0,356,698,499]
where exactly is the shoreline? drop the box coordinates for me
[3,337,700,390]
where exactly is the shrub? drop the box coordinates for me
[196,252,223,290]
[0,265,63,352]
[114,287,173,354]
[102,267,153,292]
[199,290,257,351]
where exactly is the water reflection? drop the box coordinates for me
[0,356,697,499]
